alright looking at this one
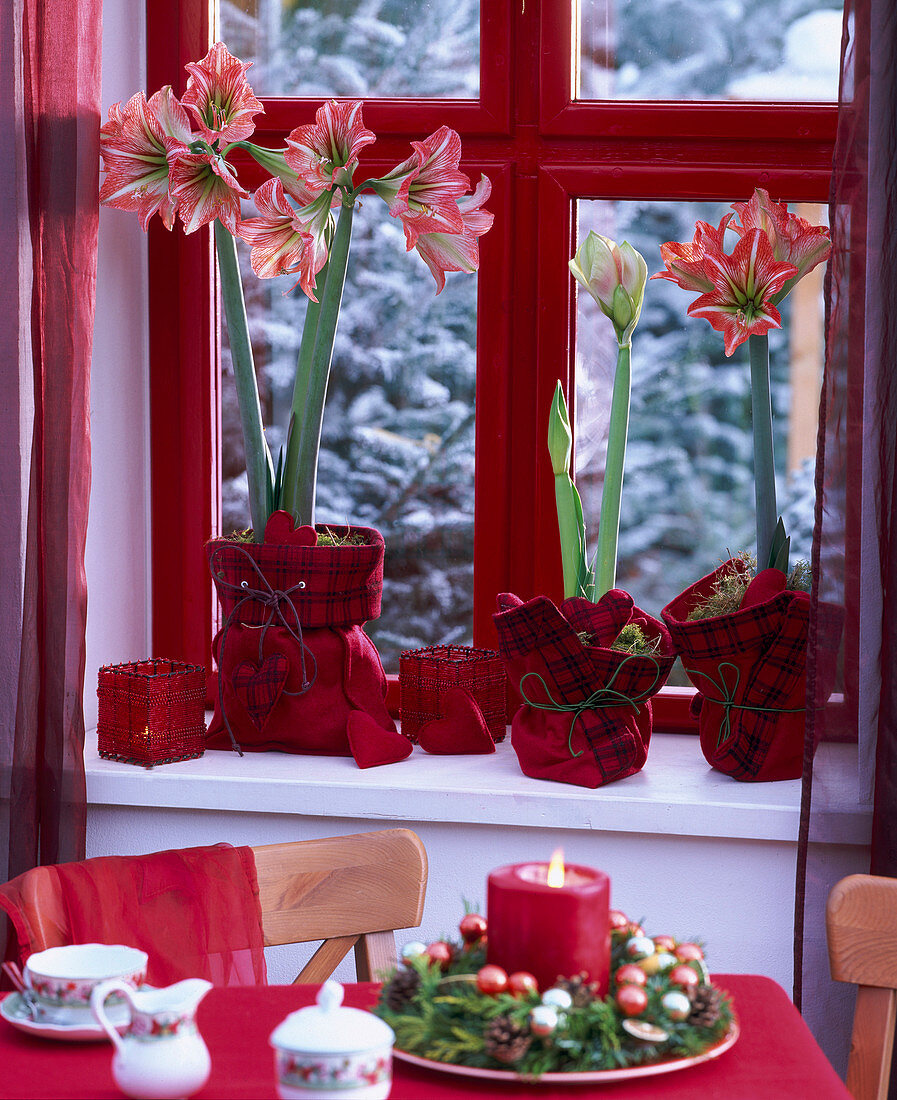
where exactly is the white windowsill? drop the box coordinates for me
[84,732,870,848]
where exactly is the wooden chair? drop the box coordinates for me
[253,828,428,982]
[827,873,897,1100]
[0,828,428,986]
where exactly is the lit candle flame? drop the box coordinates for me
[546,849,565,888]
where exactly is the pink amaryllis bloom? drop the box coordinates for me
[168,149,248,235]
[652,213,733,294]
[413,175,493,293]
[181,42,263,146]
[237,177,333,300]
[679,229,798,356]
[284,100,376,196]
[729,188,831,302]
[99,88,193,231]
[371,126,470,249]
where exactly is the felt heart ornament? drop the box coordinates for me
[417,687,496,755]
[263,510,318,547]
[740,567,789,610]
[562,589,634,649]
[347,711,413,768]
[232,654,289,730]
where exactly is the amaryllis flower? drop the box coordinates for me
[236,177,334,300]
[168,150,248,235]
[99,88,193,231]
[413,175,493,293]
[569,232,648,345]
[371,126,469,249]
[181,42,263,146]
[652,213,733,294]
[285,100,376,196]
[729,188,831,302]
[681,229,799,356]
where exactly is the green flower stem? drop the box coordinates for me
[281,259,327,523]
[748,333,777,569]
[595,343,631,598]
[555,472,586,599]
[214,220,272,542]
[286,197,355,526]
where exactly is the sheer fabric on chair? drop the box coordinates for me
[0,844,267,987]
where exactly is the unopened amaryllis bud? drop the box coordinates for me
[547,382,573,477]
[569,232,647,346]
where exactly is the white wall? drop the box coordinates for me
[85,0,151,730]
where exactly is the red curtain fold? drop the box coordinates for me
[1,0,101,899]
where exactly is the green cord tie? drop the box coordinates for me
[684,661,806,749]
[518,655,661,759]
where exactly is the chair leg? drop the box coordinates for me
[846,986,897,1100]
[294,936,359,984]
[355,931,397,982]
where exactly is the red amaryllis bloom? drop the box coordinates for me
[685,229,798,356]
[729,188,831,302]
[168,149,248,235]
[413,175,493,293]
[371,126,469,249]
[284,100,376,196]
[99,88,193,231]
[181,42,263,146]
[652,213,733,294]
[237,177,333,300]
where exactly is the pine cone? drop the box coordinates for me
[687,984,722,1028]
[553,972,598,1007]
[383,967,421,1012]
[483,1014,532,1065]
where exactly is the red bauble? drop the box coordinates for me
[609,909,630,931]
[674,942,704,962]
[507,971,539,997]
[614,964,648,987]
[669,964,700,990]
[476,964,510,995]
[459,913,488,945]
[616,984,649,1017]
[424,941,454,971]
[653,934,676,953]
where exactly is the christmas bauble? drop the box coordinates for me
[609,909,630,930]
[529,1005,559,1036]
[674,942,704,962]
[653,934,676,953]
[661,990,692,1021]
[642,951,677,975]
[614,964,648,987]
[476,964,510,995]
[459,913,488,944]
[615,984,649,1017]
[625,935,655,960]
[401,941,427,963]
[541,987,573,1011]
[669,964,700,990]
[425,941,454,971]
[507,971,539,997]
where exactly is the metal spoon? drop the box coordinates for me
[2,962,45,1020]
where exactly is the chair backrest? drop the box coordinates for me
[827,873,897,1100]
[252,828,428,983]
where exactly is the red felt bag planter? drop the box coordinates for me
[661,560,809,782]
[493,590,676,788]
[205,521,396,755]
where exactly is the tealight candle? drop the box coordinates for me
[486,852,610,994]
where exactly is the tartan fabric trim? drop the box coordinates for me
[661,560,809,781]
[232,653,290,731]
[207,526,384,628]
[493,592,675,785]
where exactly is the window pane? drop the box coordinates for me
[221,201,477,670]
[578,0,843,100]
[219,0,480,98]
[574,199,824,666]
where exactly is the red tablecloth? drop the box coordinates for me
[0,976,850,1099]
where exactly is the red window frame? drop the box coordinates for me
[146,1,836,728]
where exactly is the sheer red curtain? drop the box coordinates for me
[1,0,101,901]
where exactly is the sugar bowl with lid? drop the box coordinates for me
[270,980,394,1100]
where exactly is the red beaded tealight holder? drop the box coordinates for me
[399,644,507,744]
[97,658,206,767]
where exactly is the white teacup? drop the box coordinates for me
[24,944,148,1026]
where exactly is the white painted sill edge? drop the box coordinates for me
[84,730,870,848]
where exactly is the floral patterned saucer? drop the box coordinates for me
[0,991,129,1042]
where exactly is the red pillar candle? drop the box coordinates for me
[486,858,611,994]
